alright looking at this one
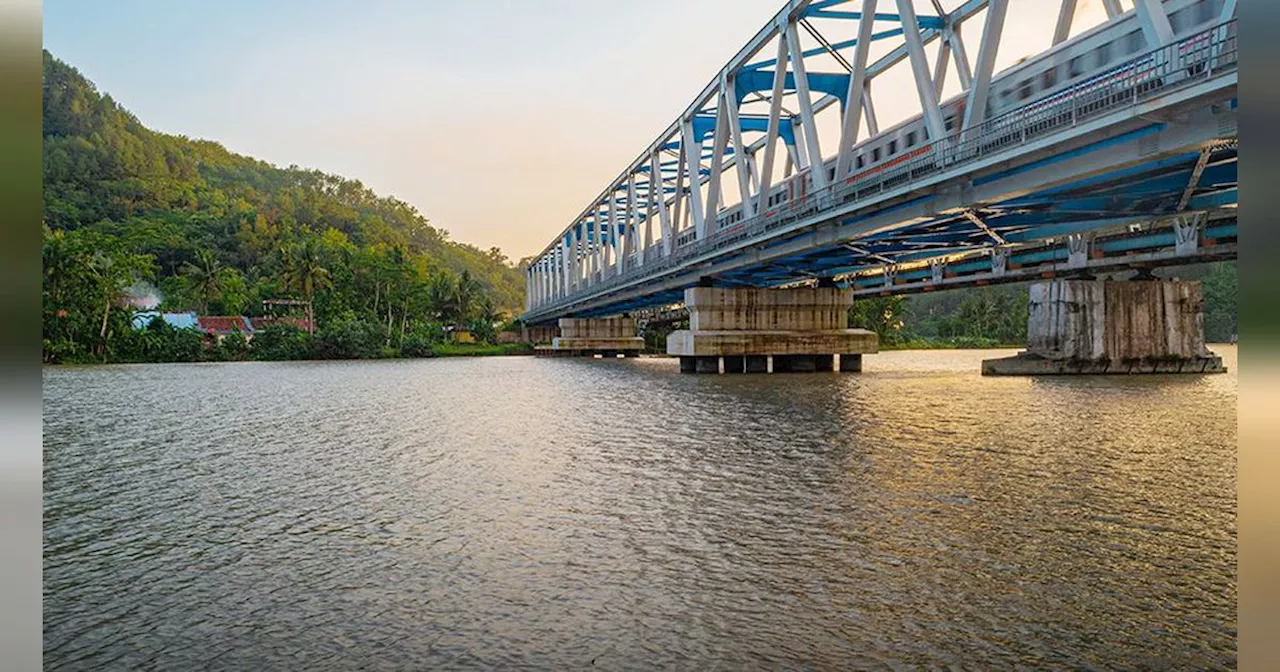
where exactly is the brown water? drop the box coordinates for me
[43,347,1237,669]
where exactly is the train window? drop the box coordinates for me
[1069,55,1084,78]
[888,139,898,155]
[1097,41,1111,67]
[944,115,955,131]
[1018,79,1033,101]
[906,131,917,147]
[1126,30,1144,54]
[1042,68,1057,90]
[856,155,864,169]
[828,167,836,180]
[872,147,881,162]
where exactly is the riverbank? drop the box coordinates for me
[46,341,535,366]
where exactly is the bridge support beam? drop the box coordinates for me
[537,317,644,357]
[982,279,1225,375]
[667,287,878,374]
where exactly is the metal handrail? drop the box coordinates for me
[529,18,1237,318]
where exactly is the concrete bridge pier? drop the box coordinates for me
[537,317,644,357]
[982,279,1225,375]
[666,287,878,374]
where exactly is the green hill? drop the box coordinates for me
[42,50,528,363]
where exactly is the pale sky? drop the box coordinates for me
[43,0,1113,261]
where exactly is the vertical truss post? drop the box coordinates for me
[609,196,621,276]
[565,230,575,294]
[530,263,538,308]
[962,0,1008,132]
[756,27,790,215]
[524,268,531,311]
[704,84,731,235]
[930,258,946,284]
[591,209,603,284]
[784,19,829,190]
[1053,0,1078,45]
[896,0,947,143]
[722,72,753,221]
[550,247,558,300]
[1067,232,1092,269]
[836,0,879,179]
[990,247,1007,277]
[1101,0,1123,20]
[652,149,674,256]
[671,143,686,236]
[622,176,637,272]
[1174,213,1203,255]
[1221,0,1236,20]
[681,116,707,239]
[1133,0,1174,48]
[541,261,550,306]
[642,177,654,265]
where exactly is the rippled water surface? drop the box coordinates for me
[43,347,1237,669]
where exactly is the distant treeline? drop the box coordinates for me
[846,261,1237,348]
[42,51,528,364]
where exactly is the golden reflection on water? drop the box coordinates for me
[43,347,1236,668]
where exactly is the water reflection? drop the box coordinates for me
[44,347,1236,668]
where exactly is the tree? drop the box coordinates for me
[453,269,483,324]
[280,239,332,333]
[181,248,226,314]
[848,295,907,346]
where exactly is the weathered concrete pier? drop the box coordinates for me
[667,287,877,374]
[982,279,1225,375]
[535,317,644,357]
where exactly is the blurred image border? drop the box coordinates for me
[0,2,45,670]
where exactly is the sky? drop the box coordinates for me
[43,0,1113,261]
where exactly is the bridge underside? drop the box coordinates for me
[557,136,1236,321]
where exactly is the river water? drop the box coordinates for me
[43,347,1237,669]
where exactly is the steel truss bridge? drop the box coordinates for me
[520,0,1238,323]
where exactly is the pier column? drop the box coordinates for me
[537,317,644,357]
[982,279,1225,375]
[667,287,878,374]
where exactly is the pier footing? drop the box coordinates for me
[667,287,877,374]
[981,279,1226,376]
[536,317,644,357]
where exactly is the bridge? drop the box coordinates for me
[520,0,1237,375]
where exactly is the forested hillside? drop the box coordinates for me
[42,51,527,363]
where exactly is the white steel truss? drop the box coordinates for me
[524,0,1170,313]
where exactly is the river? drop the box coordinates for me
[43,347,1237,669]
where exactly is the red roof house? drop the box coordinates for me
[197,316,253,337]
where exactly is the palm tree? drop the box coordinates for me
[453,269,483,323]
[426,272,458,323]
[181,249,225,314]
[281,240,332,334]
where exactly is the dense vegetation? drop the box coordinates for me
[42,51,527,364]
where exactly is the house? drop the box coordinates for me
[196,316,254,342]
[444,326,475,344]
[131,311,200,331]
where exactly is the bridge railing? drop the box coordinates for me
[531,18,1237,317]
